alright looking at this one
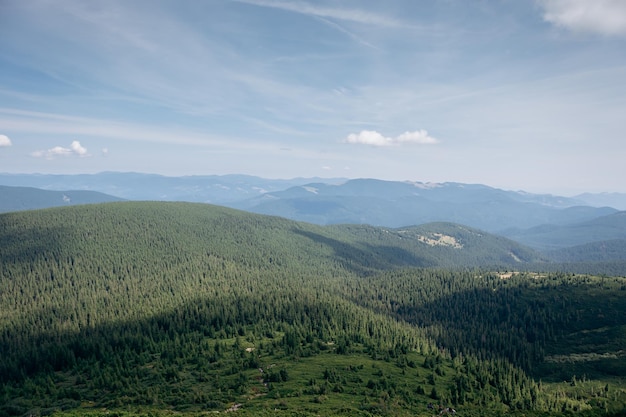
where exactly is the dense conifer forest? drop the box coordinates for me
[1,202,625,416]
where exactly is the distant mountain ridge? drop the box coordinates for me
[2,172,622,208]
[502,211,626,250]
[0,185,124,213]
[233,179,618,232]
[1,173,625,256]
[0,172,346,203]
[574,192,626,210]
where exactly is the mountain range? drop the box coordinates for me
[231,179,618,231]
[1,172,625,265]
[0,172,345,204]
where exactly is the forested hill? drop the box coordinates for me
[2,202,626,417]
[0,201,542,272]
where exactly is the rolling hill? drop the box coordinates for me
[1,202,625,416]
[503,211,626,251]
[0,201,543,274]
[545,239,626,263]
[0,185,124,213]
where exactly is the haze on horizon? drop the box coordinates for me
[1,0,625,196]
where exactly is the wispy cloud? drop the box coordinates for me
[315,17,380,50]
[4,1,246,117]
[538,0,626,36]
[0,107,284,152]
[32,141,90,159]
[233,0,406,27]
[0,108,221,146]
[0,134,12,147]
[345,130,439,147]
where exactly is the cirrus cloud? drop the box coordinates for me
[32,140,90,159]
[233,0,405,28]
[345,130,439,147]
[538,0,626,36]
[0,134,12,147]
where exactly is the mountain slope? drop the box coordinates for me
[1,202,625,416]
[323,222,544,270]
[545,239,626,263]
[0,201,543,275]
[236,179,616,231]
[575,192,626,211]
[503,211,626,250]
[0,185,124,213]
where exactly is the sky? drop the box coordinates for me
[1,0,626,195]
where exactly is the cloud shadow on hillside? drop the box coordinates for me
[292,228,437,275]
[0,220,70,265]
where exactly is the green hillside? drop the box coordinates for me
[1,202,625,417]
[546,239,626,263]
[503,212,626,251]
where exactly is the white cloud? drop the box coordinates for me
[538,0,626,36]
[396,130,439,145]
[345,130,439,147]
[0,134,12,147]
[32,140,90,159]
[70,140,88,156]
[346,130,392,146]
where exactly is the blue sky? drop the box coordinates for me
[1,0,625,195]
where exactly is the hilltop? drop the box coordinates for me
[0,201,542,273]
